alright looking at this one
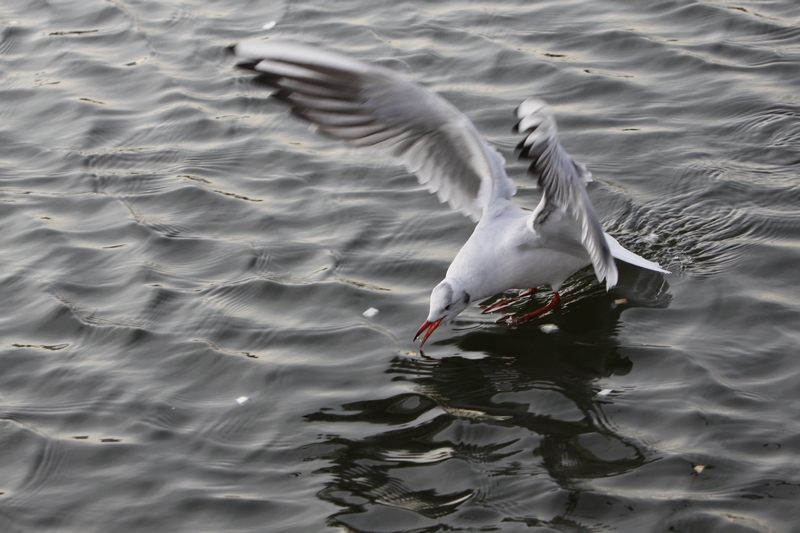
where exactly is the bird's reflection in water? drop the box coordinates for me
[304,270,670,531]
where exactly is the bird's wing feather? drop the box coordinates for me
[235,39,516,221]
[515,98,618,289]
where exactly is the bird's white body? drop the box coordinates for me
[449,199,590,301]
[234,39,669,344]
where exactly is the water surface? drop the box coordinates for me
[1,0,799,531]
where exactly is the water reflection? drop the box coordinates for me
[305,272,670,530]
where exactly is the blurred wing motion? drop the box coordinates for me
[235,39,516,221]
[515,98,618,289]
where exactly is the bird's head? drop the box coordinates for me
[414,280,471,346]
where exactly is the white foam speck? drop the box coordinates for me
[539,324,559,334]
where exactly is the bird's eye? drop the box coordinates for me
[463,292,471,304]
[444,304,451,310]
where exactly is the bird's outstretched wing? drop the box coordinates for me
[515,99,617,289]
[235,39,516,221]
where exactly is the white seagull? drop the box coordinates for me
[234,40,669,346]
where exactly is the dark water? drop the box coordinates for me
[1,0,799,531]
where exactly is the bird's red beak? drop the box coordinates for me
[414,318,443,346]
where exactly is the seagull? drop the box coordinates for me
[234,39,669,346]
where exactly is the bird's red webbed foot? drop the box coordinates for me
[480,288,538,314]
[497,291,561,326]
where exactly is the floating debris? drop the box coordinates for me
[611,298,628,309]
[262,21,276,30]
[236,396,250,405]
[362,307,379,318]
[646,233,660,243]
[693,464,705,474]
[539,324,559,334]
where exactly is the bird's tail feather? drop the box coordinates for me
[605,234,670,274]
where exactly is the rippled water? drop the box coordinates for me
[1,0,799,531]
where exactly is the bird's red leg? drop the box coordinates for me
[498,291,561,325]
[480,288,538,314]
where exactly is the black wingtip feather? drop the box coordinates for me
[522,150,540,164]
[270,89,295,102]
[235,60,262,71]
[249,72,285,91]
[519,142,546,161]
[517,133,548,161]
[513,120,539,136]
